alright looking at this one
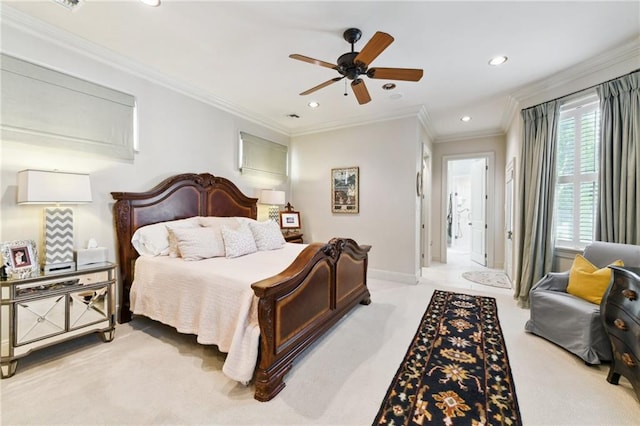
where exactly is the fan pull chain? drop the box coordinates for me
[344,80,348,97]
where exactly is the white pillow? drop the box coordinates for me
[170,227,225,261]
[249,220,285,251]
[199,216,242,230]
[221,223,257,258]
[131,217,200,256]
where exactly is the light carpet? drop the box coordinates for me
[462,270,511,289]
[1,276,638,425]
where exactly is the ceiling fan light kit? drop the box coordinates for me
[289,28,423,105]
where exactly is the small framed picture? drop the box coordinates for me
[280,211,301,230]
[1,239,39,279]
[331,166,359,214]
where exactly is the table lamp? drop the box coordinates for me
[260,190,285,224]
[17,169,92,274]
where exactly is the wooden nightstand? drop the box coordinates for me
[0,262,117,378]
[283,232,304,243]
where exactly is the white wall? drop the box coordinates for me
[0,22,289,261]
[290,116,423,283]
[431,135,507,267]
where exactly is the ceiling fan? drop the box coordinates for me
[289,28,423,105]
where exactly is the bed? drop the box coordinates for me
[111,172,371,401]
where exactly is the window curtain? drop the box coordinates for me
[596,71,640,244]
[515,101,560,308]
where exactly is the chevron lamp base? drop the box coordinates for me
[44,207,76,274]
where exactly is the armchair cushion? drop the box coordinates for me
[566,255,623,304]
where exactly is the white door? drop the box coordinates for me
[470,158,487,266]
[505,160,515,281]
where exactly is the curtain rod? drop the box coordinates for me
[523,68,639,111]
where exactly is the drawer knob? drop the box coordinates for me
[614,318,628,331]
[621,353,636,368]
[621,289,637,301]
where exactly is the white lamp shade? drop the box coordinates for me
[260,189,285,206]
[17,169,92,204]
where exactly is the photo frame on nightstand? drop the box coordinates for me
[1,239,39,279]
[280,211,301,230]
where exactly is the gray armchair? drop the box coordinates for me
[525,241,640,364]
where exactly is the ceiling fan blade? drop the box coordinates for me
[368,67,424,81]
[300,77,344,96]
[351,79,371,105]
[289,54,337,70]
[353,31,394,67]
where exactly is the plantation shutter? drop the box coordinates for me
[554,93,600,249]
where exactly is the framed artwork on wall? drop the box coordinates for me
[331,167,359,214]
[1,239,39,279]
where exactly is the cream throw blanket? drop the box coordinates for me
[131,243,307,383]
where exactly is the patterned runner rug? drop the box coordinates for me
[373,290,522,425]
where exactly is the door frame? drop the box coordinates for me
[504,158,515,281]
[440,152,495,267]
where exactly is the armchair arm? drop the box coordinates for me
[530,271,570,293]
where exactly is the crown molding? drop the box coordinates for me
[417,106,437,142]
[434,127,505,144]
[512,35,640,105]
[500,95,520,132]
[289,105,424,137]
[0,6,291,137]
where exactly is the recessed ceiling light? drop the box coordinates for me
[382,83,396,90]
[461,116,472,122]
[308,101,320,108]
[488,56,508,66]
[140,0,161,6]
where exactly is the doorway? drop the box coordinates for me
[441,153,495,268]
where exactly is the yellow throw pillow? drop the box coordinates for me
[566,254,624,304]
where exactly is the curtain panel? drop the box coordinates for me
[596,71,640,244]
[515,101,560,308]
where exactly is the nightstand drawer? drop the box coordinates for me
[15,295,67,346]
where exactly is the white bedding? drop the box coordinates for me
[130,243,308,383]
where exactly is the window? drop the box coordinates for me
[0,54,136,160]
[554,94,600,249]
[239,132,288,185]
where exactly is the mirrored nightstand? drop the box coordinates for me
[1,262,117,378]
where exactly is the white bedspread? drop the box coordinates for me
[130,243,307,383]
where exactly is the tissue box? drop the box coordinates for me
[75,247,108,266]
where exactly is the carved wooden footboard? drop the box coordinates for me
[111,173,371,401]
[251,238,371,401]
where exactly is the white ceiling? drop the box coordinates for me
[2,1,639,139]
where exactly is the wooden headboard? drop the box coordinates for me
[111,172,258,322]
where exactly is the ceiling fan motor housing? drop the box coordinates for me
[337,52,367,80]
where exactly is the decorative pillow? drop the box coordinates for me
[566,254,624,304]
[131,217,200,256]
[249,220,285,251]
[221,223,257,258]
[169,227,225,261]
